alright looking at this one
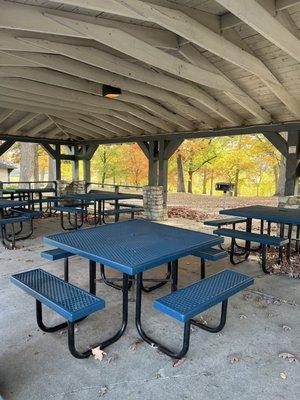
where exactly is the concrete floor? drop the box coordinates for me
[0,216,299,400]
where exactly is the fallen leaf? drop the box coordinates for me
[129,339,143,351]
[92,346,107,361]
[278,352,297,362]
[279,371,287,380]
[155,368,166,379]
[228,354,240,364]
[282,325,291,332]
[173,357,186,367]
[99,386,108,397]
[239,315,247,319]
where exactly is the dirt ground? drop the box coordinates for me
[167,193,278,217]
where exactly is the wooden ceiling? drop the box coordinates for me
[0,0,299,143]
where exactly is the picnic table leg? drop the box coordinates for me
[115,199,119,223]
[141,262,172,293]
[89,260,96,295]
[286,224,293,263]
[135,273,191,358]
[296,226,300,253]
[68,273,129,358]
[278,224,284,262]
[171,260,178,292]
[191,300,228,332]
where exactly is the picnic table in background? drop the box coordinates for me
[219,205,300,265]
[1,188,56,211]
[49,191,143,224]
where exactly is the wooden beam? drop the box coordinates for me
[0,66,193,130]
[15,40,234,125]
[77,0,300,117]
[0,53,39,67]
[0,0,177,50]
[164,139,183,159]
[216,0,300,63]
[25,118,54,137]
[263,132,288,156]
[0,109,15,124]
[137,141,150,158]
[0,77,171,131]
[276,0,300,10]
[46,14,234,93]
[179,43,271,123]
[0,139,15,156]
[285,130,300,195]
[4,52,214,124]
[40,143,57,158]
[7,113,38,133]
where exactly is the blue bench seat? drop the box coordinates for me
[213,228,289,246]
[41,248,73,261]
[191,246,227,279]
[214,228,289,273]
[204,217,247,227]
[41,248,73,282]
[11,268,105,358]
[141,269,253,359]
[191,247,227,261]
[0,214,33,249]
[0,215,30,226]
[154,269,253,322]
[12,208,43,219]
[51,205,86,214]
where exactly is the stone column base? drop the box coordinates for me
[143,186,167,221]
[278,195,300,238]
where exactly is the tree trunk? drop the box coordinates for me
[210,170,214,195]
[187,169,193,193]
[176,153,185,192]
[20,143,39,183]
[202,166,207,194]
[234,169,240,196]
[48,156,55,181]
[275,155,286,196]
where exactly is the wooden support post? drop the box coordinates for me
[158,140,168,206]
[72,159,79,181]
[83,159,91,183]
[148,140,159,186]
[54,144,61,181]
[284,130,300,195]
[0,139,15,157]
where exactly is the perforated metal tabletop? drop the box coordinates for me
[44,220,223,275]
[220,205,300,225]
[64,192,143,201]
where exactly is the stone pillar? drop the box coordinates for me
[278,195,300,238]
[143,186,167,221]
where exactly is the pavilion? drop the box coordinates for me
[0,0,299,199]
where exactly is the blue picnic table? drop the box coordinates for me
[44,219,223,348]
[220,205,300,261]
[49,191,143,224]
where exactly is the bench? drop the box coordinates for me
[204,217,247,227]
[10,268,105,359]
[41,248,74,282]
[12,208,43,219]
[214,228,289,273]
[108,202,143,209]
[51,205,86,230]
[102,207,144,222]
[191,247,227,279]
[0,214,33,249]
[140,270,253,358]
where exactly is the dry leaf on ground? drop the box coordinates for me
[239,315,247,319]
[92,346,107,361]
[280,371,287,380]
[228,354,240,364]
[129,339,143,351]
[282,325,291,332]
[278,352,297,362]
[173,357,186,367]
[99,386,108,397]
